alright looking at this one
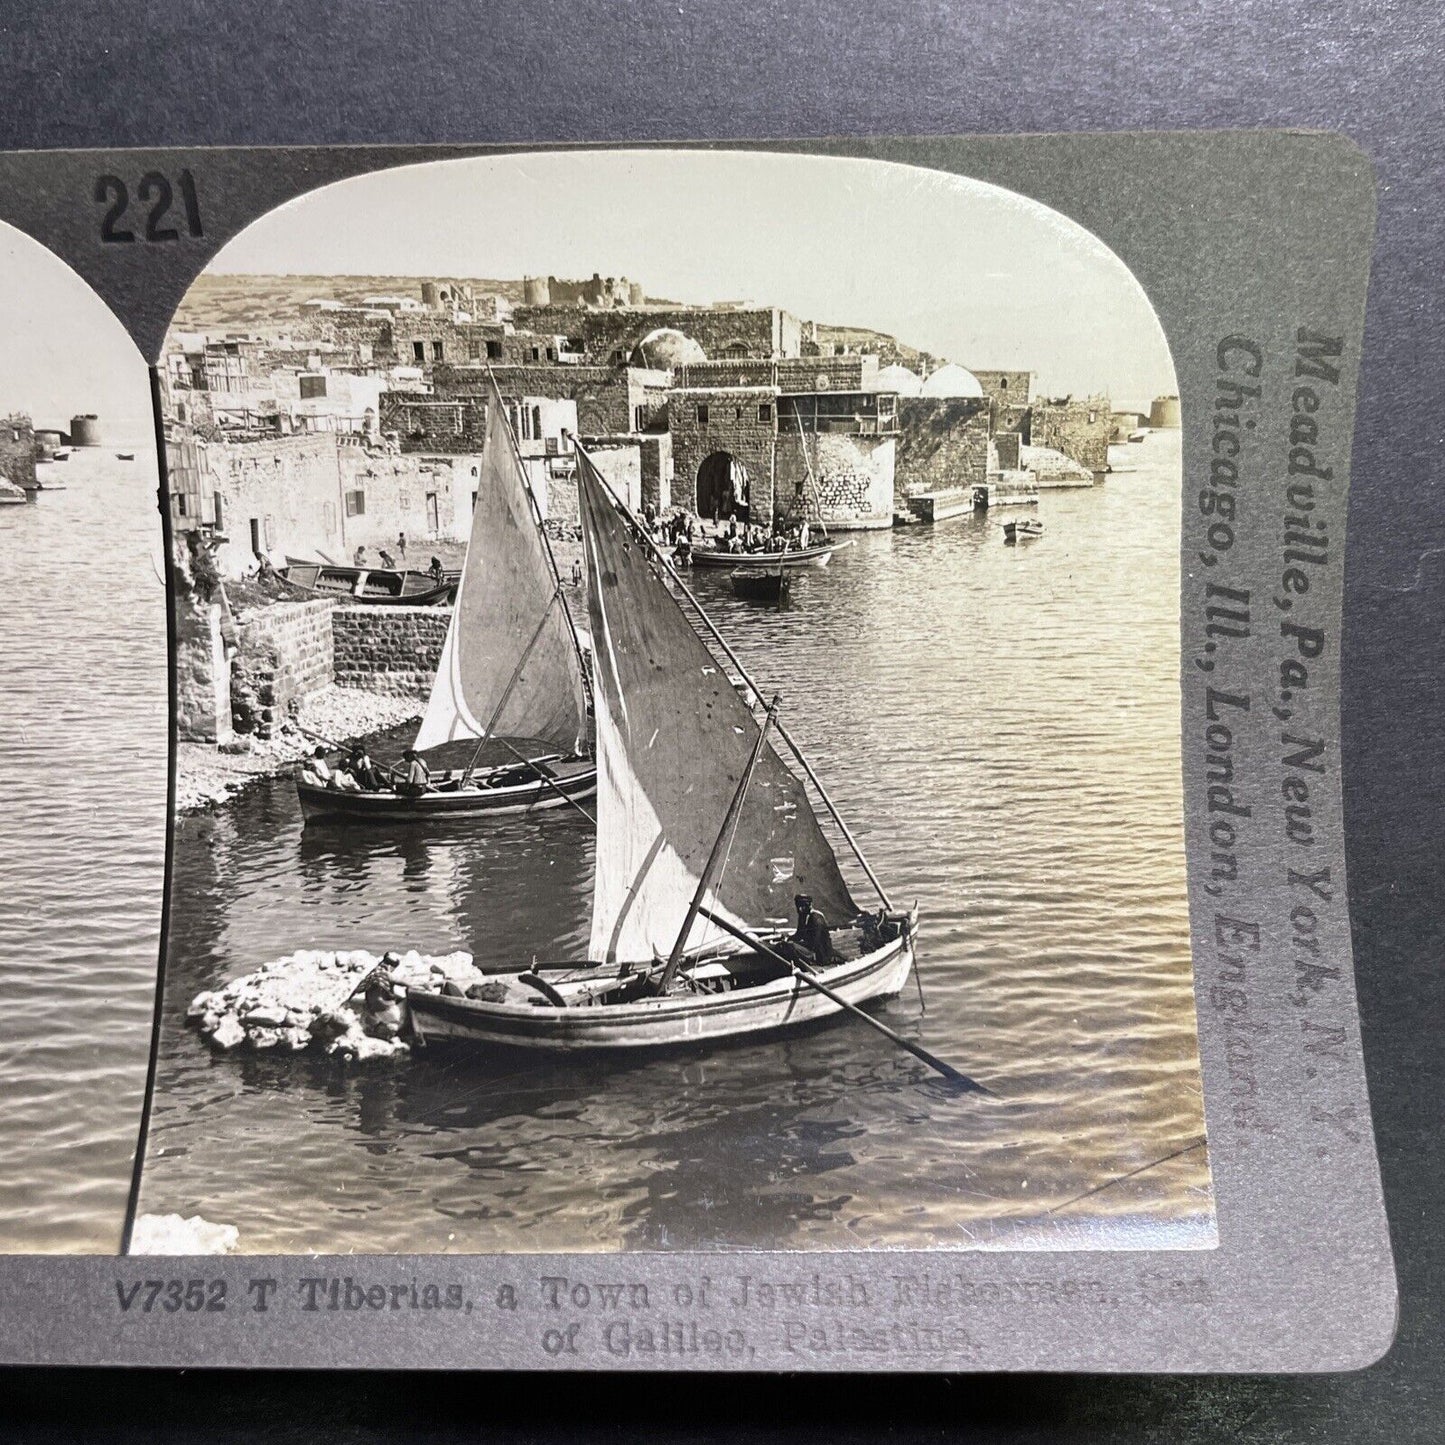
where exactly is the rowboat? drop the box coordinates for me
[730,566,792,604]
[298,755,598,822]
[297,375,596,823]
[281,560,452,606]
[116,452,136,461]
[407,442,920,1056]
[690,539,844,569]
[407,917,916,1050]
[1003,519,1043,543]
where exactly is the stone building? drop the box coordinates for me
[165,429,487,576]
[894,397,992,502]
[1031,396,1113,473]
[426,364,671,437]
[668,384,899,530]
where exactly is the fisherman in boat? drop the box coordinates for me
[299,746,332,787]
[378,547,397,569]
[353,545,367,567]
[427,555,445,583]
[399,747,433,795]
[348,744,385,792]
[777,894,839,969]
[330,763,362,792]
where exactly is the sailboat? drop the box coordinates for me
[297,384,598,823]
[406,442,919,1052]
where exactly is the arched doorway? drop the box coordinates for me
[695,451,750,522]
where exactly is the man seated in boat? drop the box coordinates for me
[399,747,433,796]
[347,744,386,792]
[353,545,367,567]
[427,555,445,584]
[330,763,363,792]
[299,746,332,787]
[776,894,840,970]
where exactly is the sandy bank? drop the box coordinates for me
[176,685,422,814]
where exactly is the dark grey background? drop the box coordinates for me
[0,0,1437,1438]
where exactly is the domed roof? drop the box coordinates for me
[631,327,707,370]
[870,363,923,396]
[920,363,985,399]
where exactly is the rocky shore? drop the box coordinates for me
[176,685,422,814]
[187,947,493,1063]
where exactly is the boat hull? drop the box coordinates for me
[691,541,842,569]
[298,759,597,822]
[730,569,791,603]
[406,930,915,1051]
[282,561,452,606]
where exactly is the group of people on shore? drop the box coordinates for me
[353,533,409,570]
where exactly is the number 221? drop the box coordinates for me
[95,170,203,244]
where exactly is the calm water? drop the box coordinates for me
[0,447,168,1253]
[138,429,1213,1254]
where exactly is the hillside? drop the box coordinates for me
[169,274,528,333]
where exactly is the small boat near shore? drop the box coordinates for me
[1003,519,1043,544]
[299,754,598,822]
[691,539,845,569]
[296,375,597,823]
[282,560,452,606]
[0,478,30,506]
[730,566,792,604]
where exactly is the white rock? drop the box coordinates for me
[210,1015,245,1050]
[129,1213,240,1256]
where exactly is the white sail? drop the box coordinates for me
[577,448,856,965]
[414,387,586,756]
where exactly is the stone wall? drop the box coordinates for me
[333,605,451,698]
[776,432,896,530]
[0,414,38,489]
[508,305,789,363]
[676,354,878,393]
[174,599,232,743]
[232,599,335,738]
[1032,397,1112,473]
[381,392,487,453]
[639,433,672,512]
[894,398,991,502]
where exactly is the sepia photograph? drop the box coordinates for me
[121,150,1211,1257]
[0,147,1211,1258]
